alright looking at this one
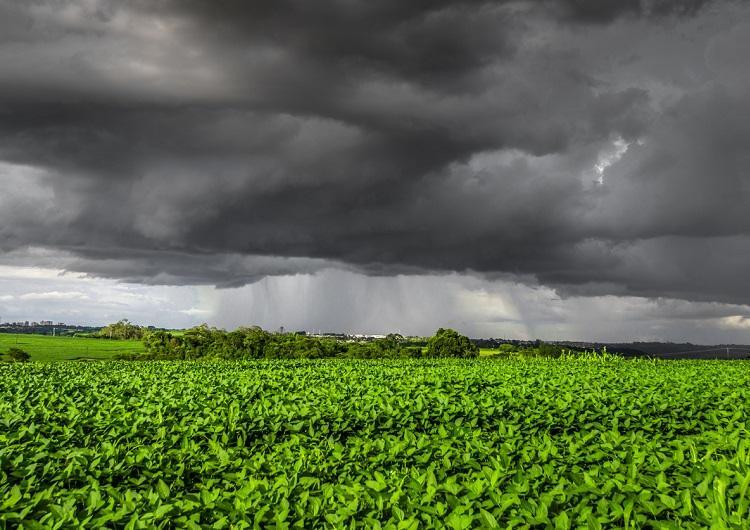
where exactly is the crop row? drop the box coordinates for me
[1,359,750,528]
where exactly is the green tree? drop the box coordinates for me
[425,328,479,358]
[537,341,564,357]
[142,330,183,359]
[6,347,31,362]
[98,319,145,340]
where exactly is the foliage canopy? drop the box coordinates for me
[2,358,750,527]
[132,326,473,360]
[425,328,479,357]
[95,319,145,340]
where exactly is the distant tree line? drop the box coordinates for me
[490,342,567,357]
[117,326,479,360]
[0,324,100,337]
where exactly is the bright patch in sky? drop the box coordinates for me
[594,137,630,184]
[0,264,211,328]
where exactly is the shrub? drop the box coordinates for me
[6,347,31,362]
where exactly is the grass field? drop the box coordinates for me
[0,334,145,361]
[2,357,750,528]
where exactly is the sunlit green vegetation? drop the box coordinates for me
[0,334,144,362]
[2,358,750,528]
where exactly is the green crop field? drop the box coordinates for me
[2,358,750,528]
[0,334,145,361]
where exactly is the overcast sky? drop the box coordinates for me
[1,0,749,342]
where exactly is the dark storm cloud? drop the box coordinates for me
[1,0,749,306]
[553,0,716,22]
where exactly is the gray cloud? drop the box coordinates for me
[1,0,749,313]
[552,0,716,22]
